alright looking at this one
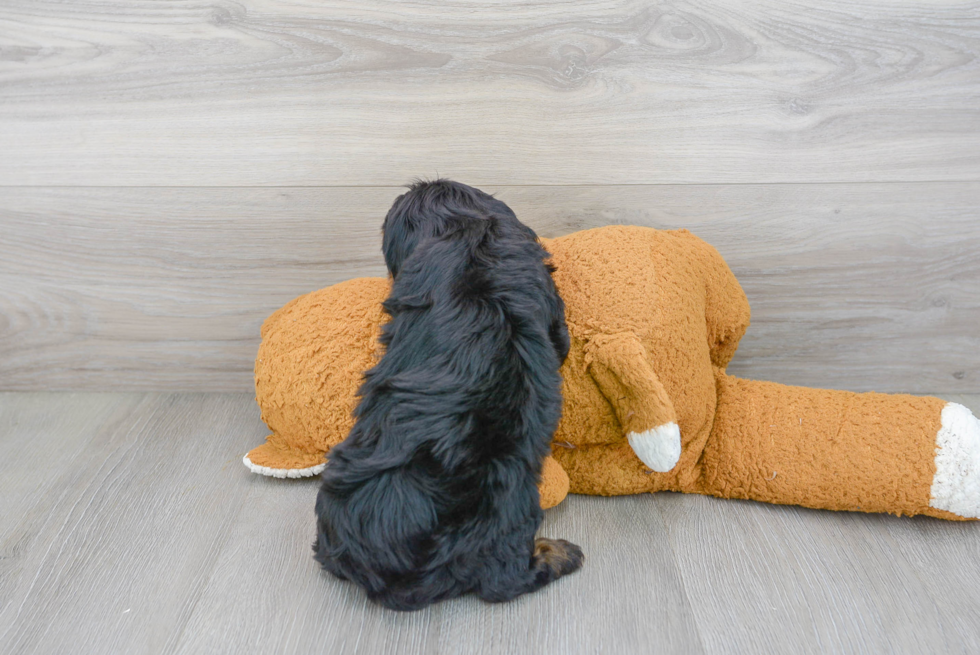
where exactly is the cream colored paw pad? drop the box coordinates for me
[242,455,326,479]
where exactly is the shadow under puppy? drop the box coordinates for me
[314,179,583,610]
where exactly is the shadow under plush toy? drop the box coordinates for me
[245,226,980,520]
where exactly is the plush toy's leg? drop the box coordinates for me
[697,372,980,520]
[538,456,571,509]
[584,333,681,473]
[243,432,327,479]
[552,440,657,496]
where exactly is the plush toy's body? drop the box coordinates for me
[247,226,980,520]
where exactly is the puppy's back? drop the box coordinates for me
[315,181,581,609]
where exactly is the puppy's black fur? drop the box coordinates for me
[313,180,583,610]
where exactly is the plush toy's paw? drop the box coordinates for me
[243,439,326,479]
[242,454,325,478]
[930,403,980,519]
[627,423,681,473]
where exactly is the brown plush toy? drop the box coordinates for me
[245,226,980,520]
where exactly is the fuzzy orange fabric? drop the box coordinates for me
[246,226,980,520]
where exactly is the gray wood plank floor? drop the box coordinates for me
[1,392,978,654]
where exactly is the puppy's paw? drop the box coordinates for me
[533,538,585,577]
[627,422,681,472]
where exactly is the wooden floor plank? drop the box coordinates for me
[874,394,980,654]
[2,1,978,185]
[0,394,268,654]
[656,393,980,655]
[1,392,978,653]
[169,473,444,655]
[2,183,977,393]
[0,392,144,613]
[170,481,704,654]
[0,393,140,543]
[431,495,704,655]
[658,494,958,655]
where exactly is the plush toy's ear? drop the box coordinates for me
[584,333,681,473]
[539,456,570,509]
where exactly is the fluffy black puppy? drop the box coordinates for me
[313,180,583,610]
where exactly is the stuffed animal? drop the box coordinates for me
[245,226,980,520]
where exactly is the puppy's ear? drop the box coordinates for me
[382,192,415,277]
[381,184,451,277]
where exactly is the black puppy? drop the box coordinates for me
[313,180,583,610]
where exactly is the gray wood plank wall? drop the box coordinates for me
[1,1,978,392]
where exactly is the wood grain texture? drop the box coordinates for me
[0,392,978,654]
[0,392,145,614]
[1,0,979,185]
[878,394,980,652]
[0,394,267,654]
[171,477,705,655]
[657,391,980,655]
[2,183,977,392]
[656,495,965,654]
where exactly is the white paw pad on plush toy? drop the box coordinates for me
[628,423,681,472]
[931,403,980,519]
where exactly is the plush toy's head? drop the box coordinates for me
[248,274,572,505]
[249,277,387,476]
